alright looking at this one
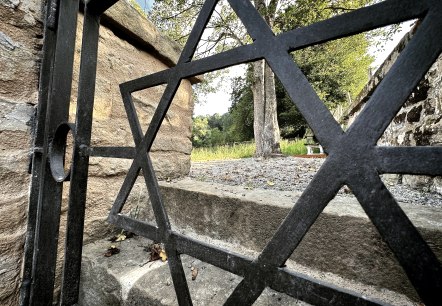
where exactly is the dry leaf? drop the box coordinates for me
[104,245,120,257]
[191,267,198,280]
[147,243,166,262]
[266,180,275,186]
[115,233,126,242]
[160,250,168,262]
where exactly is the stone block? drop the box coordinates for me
[156,179,442,302]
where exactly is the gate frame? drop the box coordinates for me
[21,0,441,305]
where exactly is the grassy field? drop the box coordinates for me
[191,139,307,161]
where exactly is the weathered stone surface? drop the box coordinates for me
[70,13,193,178]
[344,27,441,194]
[0,231,26,306]
[155,179,442,302]
[0,0,42,104]
[79,236,310,306]
[102,0,182,67]
[0,4,41,304]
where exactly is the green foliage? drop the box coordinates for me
[226,0,374,139]
[228,76,255,142]
[191,116,211,147]
[154,0,392,149]
[191,113,238,148]
[150,0,249,56]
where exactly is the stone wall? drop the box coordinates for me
[343,28,442,194]
[0,0,195,304]
[71,2,195,244]
[0,0,43,304]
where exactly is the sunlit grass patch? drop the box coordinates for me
[191,142,255,161]
[280,139,307,155]
[191,139,307,161]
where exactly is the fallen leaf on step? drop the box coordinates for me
[146,243,166,262]
[160,250,168,262]
[266,180,275,186]
[104,245,120,257]
[115,233,126,242]
[191,266,198,280]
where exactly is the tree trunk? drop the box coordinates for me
[252,60,281,158]
[252,0,280,158]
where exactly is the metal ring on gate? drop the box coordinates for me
[49,122,76,182]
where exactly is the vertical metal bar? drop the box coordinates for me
[20,0,58,304]
[29,0,79,304]
[59,6,100,305]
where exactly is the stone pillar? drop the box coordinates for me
[0,0,43,304]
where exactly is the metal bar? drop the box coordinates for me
[109,80,182,221]
[108,161,141,216]
[120,0,428,95]
[103,0,442,305]
[110,2,222,303]
[178,0,219,63]
[265,49,343,152]
[281,0,429,52]
[29,0,79,304]
[223,160,344,305]
[86,0,119,15]
[272,268,386,306]
[348,170,442,305]
[120,91,144,144]
[108,214,160,242]
[237,0,346,151]
[347,8,442,144]
[59,6,101,305]
[111,0,223,229]
[173,233,385,305]
[90,146,136,159]
[375,146,442,175]
[20,0,59,304]
[173,233,251,277]
[120,44,261,93]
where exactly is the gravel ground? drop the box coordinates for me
[189,156,442,208]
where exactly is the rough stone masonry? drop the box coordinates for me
[0,0,42,305]
[344,27,442,195]
[0,0,196,304]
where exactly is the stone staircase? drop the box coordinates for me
[79,178,442,305]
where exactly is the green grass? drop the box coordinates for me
[191,142,255,161]
[191,139,307,161]
[280,139,307,155]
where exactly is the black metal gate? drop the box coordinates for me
[21,0,441,305]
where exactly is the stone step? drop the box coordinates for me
[80,236,311,305]
[79,178,442,305]
[80,235,415,305]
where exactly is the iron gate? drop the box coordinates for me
[21,0,441,305]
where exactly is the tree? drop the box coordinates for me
[150,0,376,157]
[229,76,255,142]
[191,116,211,147]
[230,33,373,140]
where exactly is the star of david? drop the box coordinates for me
[107,0,442,304]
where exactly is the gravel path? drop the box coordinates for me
[189,156,442,208]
